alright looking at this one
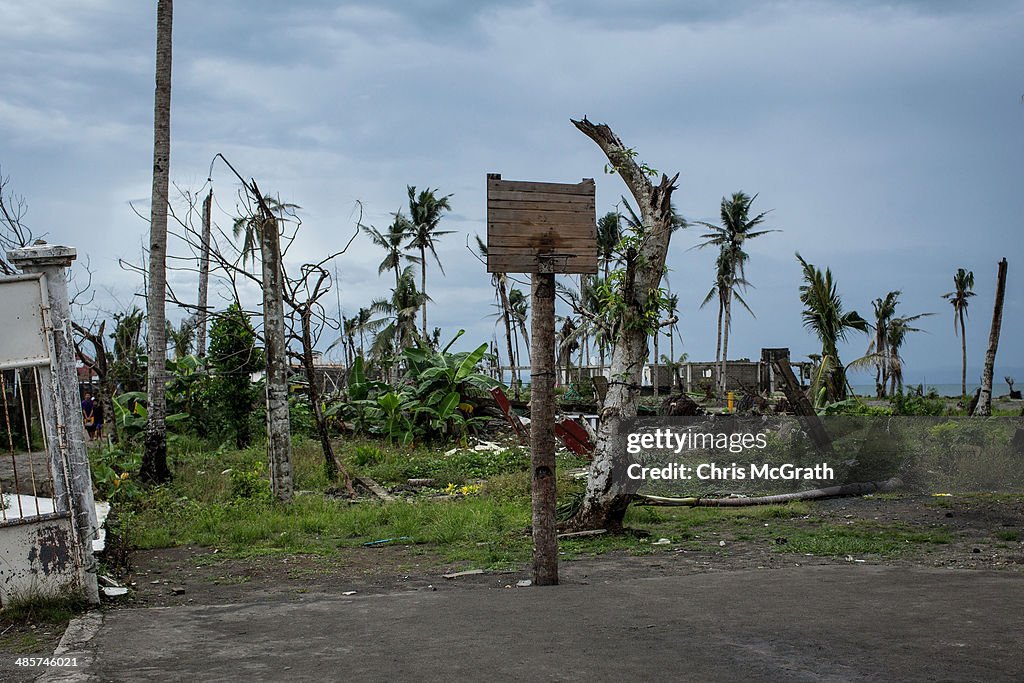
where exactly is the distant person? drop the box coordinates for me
[92,398,104,441]
[81,391,97,441]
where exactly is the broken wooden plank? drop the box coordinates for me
[557,529,607,539]
[355,475,395,502]
[487,176,595,195]
[443,569,486,579]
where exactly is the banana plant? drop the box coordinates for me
[112,391,188,442]
[403,330,501,400]
[375,390,416,446]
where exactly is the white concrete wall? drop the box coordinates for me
[0,515,80,605]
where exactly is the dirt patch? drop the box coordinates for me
[114,544,477,608]
[3,493,1018,673]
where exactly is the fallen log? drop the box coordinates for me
[634,477,902,507]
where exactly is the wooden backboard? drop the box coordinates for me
[486,174,597,274]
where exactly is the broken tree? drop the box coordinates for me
[207,156,295,502]
[974,258,1008,417]
[566,117,679,532]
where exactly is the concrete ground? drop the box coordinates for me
[23,565,1024,682]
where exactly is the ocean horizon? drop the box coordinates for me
[850,382,1013,398]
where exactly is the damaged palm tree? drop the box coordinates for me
[567,117,679,532]
[255,185,293,502]
[974,258,1008,417]
[211,154,293,502]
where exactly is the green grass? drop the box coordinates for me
[120,440,825,569]
[110,435,978,570]
[126,492,536,567]
[120,436,586,568]
[775,521,952,557]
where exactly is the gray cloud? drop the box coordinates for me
[0,0,1020,384]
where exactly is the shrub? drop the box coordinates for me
[890,386,945,416]
[229,462,272,504]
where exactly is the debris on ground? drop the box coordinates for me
[557,529,607,539]
[443,569,486,579]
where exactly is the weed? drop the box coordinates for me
[1,591,88,625]
[230,462,273,503]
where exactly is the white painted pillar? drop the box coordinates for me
[8,244,100,604]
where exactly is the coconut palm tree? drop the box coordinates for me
[942,268,975,398]
[475,236,520,396]
[699,251,753,383]
[580,275,607,371]
[868,291,901,398]
[165,317,196,361]
[507,287,530,357]
[142,0,173,484]
[557,315,580,386]
[348,307,373,360]
[885,314,931,395]
[363,212,420,291]
[369,266,428,367]
[796,253,869,404]
[340,314,357,366]
[867,292,931,397]
[596,211,621,281]
[697,192,775,396]
[497,288,530,390]
[405,186,452,338]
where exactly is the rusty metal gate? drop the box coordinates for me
[0,249,99,605]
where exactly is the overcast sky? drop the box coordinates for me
[1,0,1021,386]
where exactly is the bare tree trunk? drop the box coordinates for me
[300,310,352,495]
[142,0,172,484]
[567,117,679,532]
[959,310,967,399]
[719,296,732,397]
[714,296,723,373]
[669,320,676,391]
[419,245,428,339]
[530,272,558,585]
[975,258,1008,417]
[874,330,885,398]
[511,317,522,400]
[578,326,585,381]
[260,214,293,501]
[196,188,212,357]
[652,327,660,399]
[497,278,519,398]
